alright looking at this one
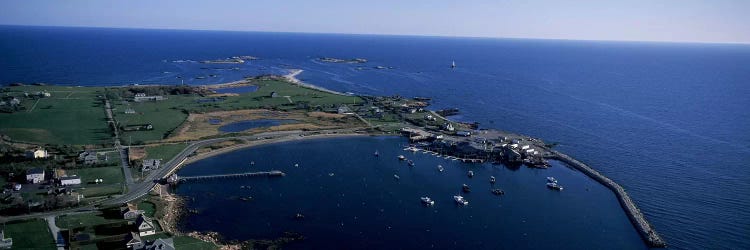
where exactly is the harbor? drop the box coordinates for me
[173,136,648,249]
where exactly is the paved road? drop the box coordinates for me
[44,215,67,250]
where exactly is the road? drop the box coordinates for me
[44,215,65,250]
[105,99,135,187]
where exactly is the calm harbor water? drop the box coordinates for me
[175,136,644,249]
[2,25,749,248]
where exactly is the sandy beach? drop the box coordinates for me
[283,69,351,96]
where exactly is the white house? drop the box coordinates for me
[121,203,145,220]
[59,176,82,186]
[0,230,12,249]
[141,159,161,172]
[444,123,455,131]
[26,168,45,184]
[25,148,48,159]
[135,215,156,236]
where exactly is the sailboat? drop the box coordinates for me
[451,61,456,68]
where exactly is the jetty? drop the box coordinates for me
[551,151,666,248]
[171,170,285,183]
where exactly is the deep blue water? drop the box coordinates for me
[176,136,644,249]
[218,119,296,133]
[2,25,749,249]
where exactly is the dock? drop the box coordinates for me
[551,151,666,248]
[172,170,285,183]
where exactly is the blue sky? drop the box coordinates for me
[1,0,748,44]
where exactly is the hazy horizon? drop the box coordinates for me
[1,0,749,44]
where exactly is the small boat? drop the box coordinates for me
[468,171,474,178]
[407,160,415,167]
[437,165,444,172]
[328,173,335,177]
[294,163,300,167]
[249,161,255,166]
[398,155,406,160]
[394,174,400,180]
[451,61,456,68]
[490,176,496,184]
[374,150,379,157]
[420,196,435,206]
[295,213,305,220]
[462,184,471,193]
[454,195,468,205]
[491,189,505,195]
[547,182,563,191]
[546,177,557,183]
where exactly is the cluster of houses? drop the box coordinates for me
[133,93,165,102]
[24,168,82,186]
[0,91,51,107]
[121,203,175,250]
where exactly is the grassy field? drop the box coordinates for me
[174,236,219,250]
[145,143,188,162]
[138,200,157,217]
[56,212,126,229]
[65,167,125,197]
[2,219,56,250]
[0,86,111,145]
[113,96,190,144]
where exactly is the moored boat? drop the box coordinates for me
[468,170,474,178]
[437,165,444,172]
[454,195,468,205]
[462,184,471,193]
[490,176,496,184]
[408,160,415,167]
[398,155,406,160]
[420,196,435,206]
[547,182,563,190]
[546,177,557,183]
[491,189,505,195]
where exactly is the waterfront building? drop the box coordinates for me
[135,215,156,236]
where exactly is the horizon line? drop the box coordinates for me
[3,23,750,46]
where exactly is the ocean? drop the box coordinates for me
[2,25,749,249]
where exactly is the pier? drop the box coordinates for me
[551,151,666,248]
[172,170,285,183]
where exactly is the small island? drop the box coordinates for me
[0,70,665,249]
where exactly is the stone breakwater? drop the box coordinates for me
[551,151,667,248]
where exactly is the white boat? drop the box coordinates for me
[547,182,563,191]
[454,195,468,205]
[398,155,406,160]
[546,177,557,183]
[451,61,456,68]
[490,176,496,184]
[408,160,415,167]
[394,174,400,180]
[437,165,444,172]
[421,196,435,206]
[374,150,379,157]
[468,171,474,178]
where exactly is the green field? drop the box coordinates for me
[56,212,126,229]
[2,219,56,250]
[145,143,188,162]
[0,86,111,145]
[138,200,157,217]
[174,236,219,250]
[114,97,190,144]
[66,166,125,197]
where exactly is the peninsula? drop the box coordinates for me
[0,70,665,249]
